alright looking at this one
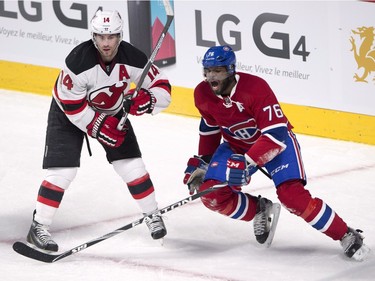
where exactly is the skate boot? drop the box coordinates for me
[144,213,167,240]
[26,219,58,252]
[253,196,281,247]
[340,227,370,261]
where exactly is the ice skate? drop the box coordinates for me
[26,219,58,252]
[253,196,281,247]
[340,227,370,261]
[144,213,167,240]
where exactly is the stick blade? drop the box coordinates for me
[13,241,58,263]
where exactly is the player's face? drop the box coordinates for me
[204,66,232,96]
[94,34,120,62]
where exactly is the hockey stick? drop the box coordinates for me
[257,165,272,179]
[117,0,174,130]
[12,183,227,263]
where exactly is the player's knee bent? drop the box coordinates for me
[112,158,147,182]
[276,179,313,216]
[45,167,78,190]
[200,180,232,213]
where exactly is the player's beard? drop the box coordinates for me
[94,37,121,63]
[99,44,119,63]
[210,75,235,96]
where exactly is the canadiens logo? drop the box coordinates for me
[350,26,375,83]
[222,118,260,144]
[89,82,128,115]
[210,161,219,168]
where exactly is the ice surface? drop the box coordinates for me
[1,90,374,280]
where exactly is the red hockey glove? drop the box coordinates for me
[87,112,126,148]
[183,156,208,195]
[226,154,257,186]
[123,88,156,116]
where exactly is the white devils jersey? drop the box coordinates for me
[88,82,127,115]
[53,40,171,132]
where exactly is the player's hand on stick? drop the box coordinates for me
[183,156,209,195]
[226,154,257,186]
[123,88,156,116]
[87,112,126,148]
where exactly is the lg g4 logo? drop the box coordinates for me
[0,0,92,29]
[195,11,310,62]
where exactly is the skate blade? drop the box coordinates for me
[26,241,57,254]
[263,203,281,248]
[351,244,371,261]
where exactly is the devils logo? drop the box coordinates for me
[88,82,128,115]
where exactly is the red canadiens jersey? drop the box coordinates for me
[53,40,171,132]
[194,72,293,158]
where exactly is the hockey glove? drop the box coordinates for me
[226,154,257,186]
[183,156,209,195]
[87,112,126,148]
[123,88,156,116]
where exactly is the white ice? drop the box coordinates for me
[1,90,374,281]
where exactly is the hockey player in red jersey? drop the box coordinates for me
[183,45,370,260]
[25,9,171,252]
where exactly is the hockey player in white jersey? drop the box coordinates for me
[25,9,171,252]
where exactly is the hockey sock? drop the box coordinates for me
[200,180,257,221]
[277,179,347,240]
[35,180,65,225]
[127,173,158,214]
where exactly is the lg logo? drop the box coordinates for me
[0,0,91,29]
[195,10,310,62]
